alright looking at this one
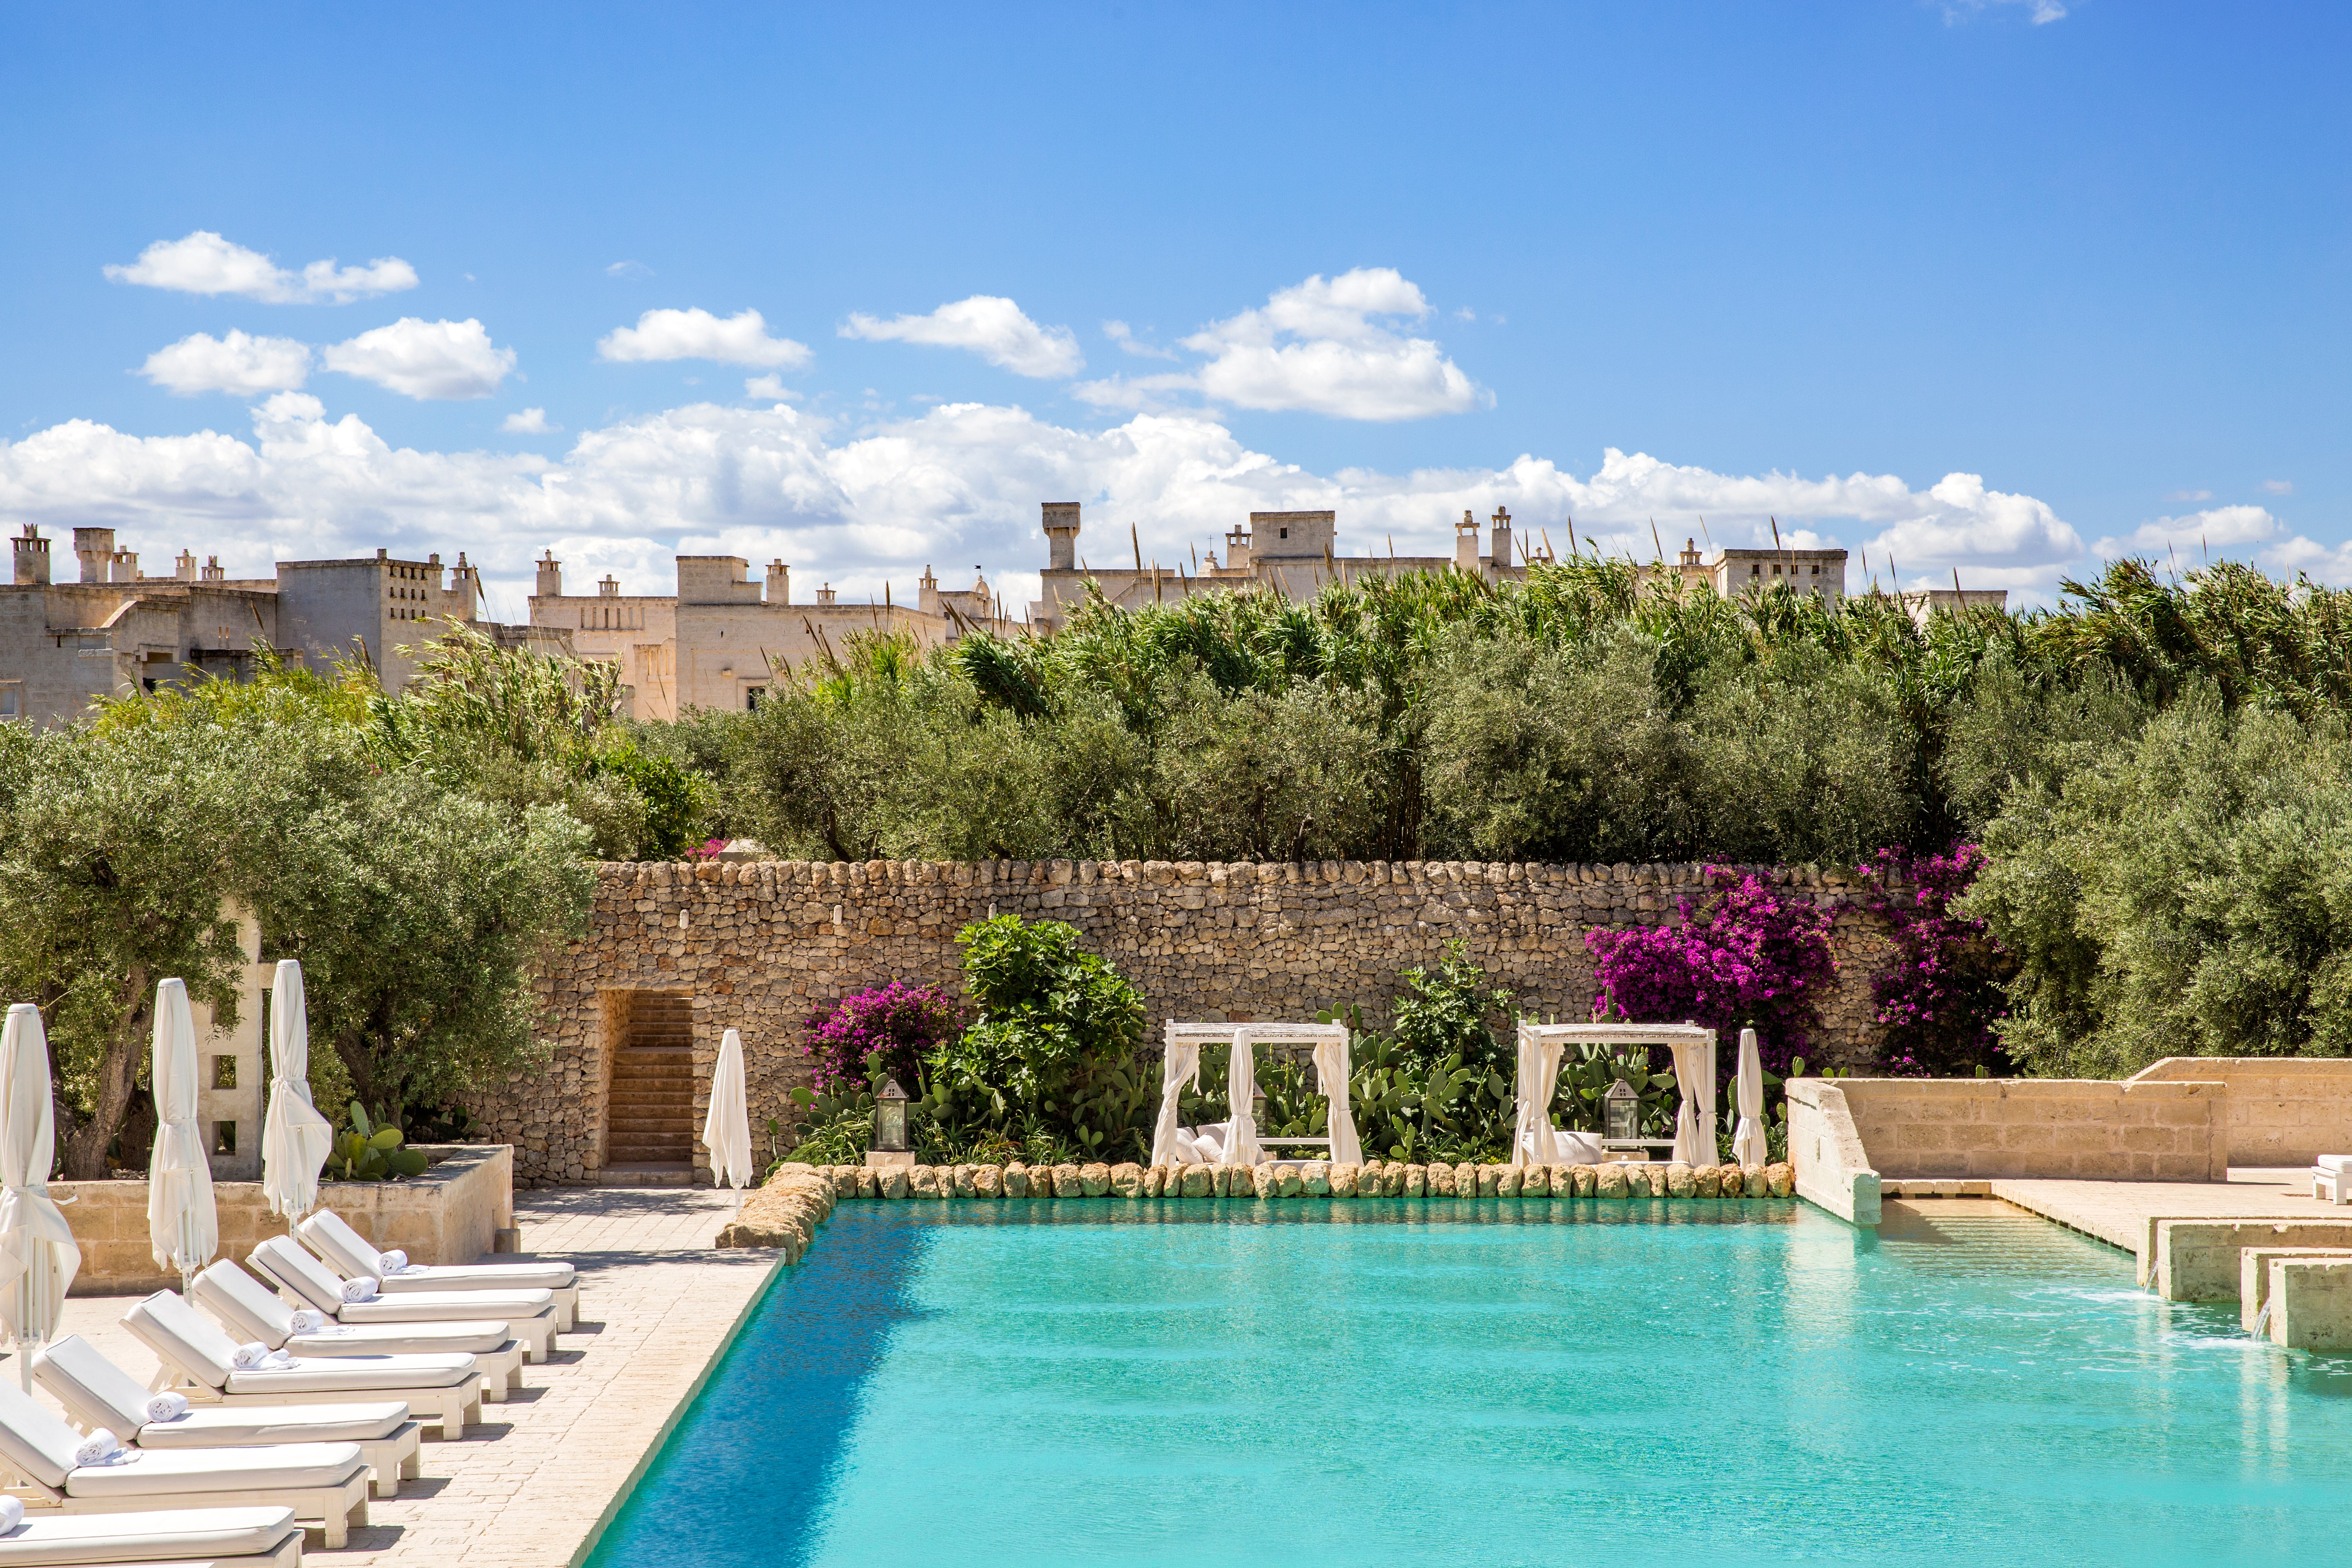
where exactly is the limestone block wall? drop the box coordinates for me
[1833,1078,2229,1183]
[59,1144,512,1294]
[2126,1058,2352,1167]
[474,857,1902,1187]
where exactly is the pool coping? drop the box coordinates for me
[567,1245,789,1568]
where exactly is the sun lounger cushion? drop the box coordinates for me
[223,1354,478,1396]
[2316,1155,2352,1174]
[190,1263,304,1349]
[0,1505,297,1566]
[37,1336,181,1435]
[288,1322,510,1356]
[250,1237,550,1322]
[0,1379,89,1488]
[301,1210,573,1291]
[61,1441,363,1499]
[124,1293,243,1391]
[38,1340,410,1449]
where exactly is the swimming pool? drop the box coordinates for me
[587,1199,2352,1566]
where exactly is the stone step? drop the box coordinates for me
[597,1162,695,1187]
[608,1138,693,1159]
[608,1117,693,1137]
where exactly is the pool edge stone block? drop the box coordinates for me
[2152,1218,2352,1301]
[2271,1258,2352,1350]
[2240,1247,2352,1331]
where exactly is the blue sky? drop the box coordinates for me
[3,1,2345,616]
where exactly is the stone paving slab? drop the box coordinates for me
[1991,1167,2343,1257]
[11,1186,774,1567]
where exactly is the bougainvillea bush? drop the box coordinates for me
[1584,866,1835,1076]
[803,980,967,1095]
[1857,844,2011,1077]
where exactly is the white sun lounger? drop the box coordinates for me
[299,1209,578,1331]
[2313,1154,2352,1204]
[0,1504,304,1566]
[0,1379,368,1548]
[247,1238,558,1365]
[34,1334,420,1501]
[192,1261,523,1403]
[124,1292,482,1441]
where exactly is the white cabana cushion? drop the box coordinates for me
[62,1440,363,1499]
[1555,1130,1605,1165]
[0,1505,297,1565]
[2316,1155,2352,1174]
[302,1209,574,1292]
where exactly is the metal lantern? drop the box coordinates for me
[873,1077,911,1154]
[1603,1075,1642,1142]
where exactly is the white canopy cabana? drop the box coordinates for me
[1511,1021,1715,1166]
[147,978,218,1291]
[1154,1022,1359,1166]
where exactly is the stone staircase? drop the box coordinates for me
[601,993,696,1186]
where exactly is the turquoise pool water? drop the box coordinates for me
[588,1200,2352,1566]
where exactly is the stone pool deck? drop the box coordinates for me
[13,1186,775,1567]
[1988,1167,2342,1258]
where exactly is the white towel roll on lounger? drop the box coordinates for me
[0,1494,19,1530]
[380,1249,410,1272]
[288,1308,327,1334]
[72,1428,137,1466]
[145,1390,189,1423]
[231,1343,270,1371]
[340,1276,378,1303]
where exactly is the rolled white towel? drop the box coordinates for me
[72,1428,131,1467]
[230,1341,274,1370]
[339,1276,378,1303]
[379,1248,410,1273]
[0,1493,20,1530]
[144,1390,189,1424]
[288,1308,327,1334]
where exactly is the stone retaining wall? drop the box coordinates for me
[479,858,1901,1186]
[2126,1058,2352,1167]
[1832,1078,2229,1183]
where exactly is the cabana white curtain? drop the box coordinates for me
[1149,1028,1208,1167]
[1225,1031,1262,1167]
[1510,1028,1567,1167]
[1666,1035,1718,1166]
[703,1027,754,1190]
[1309,1031,1361,1166]
[260,960,334,1223]
[0,1004,79,1391]
[1731,1027,1770,1168]
[147,979,218,1287]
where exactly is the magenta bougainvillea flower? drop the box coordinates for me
[1584,866,1834,1077]
[1855,844,2009,1077]
[804,981,967,1095]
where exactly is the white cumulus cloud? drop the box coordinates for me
[597,307,811,368]
[501,408,558,434]
[2096,504,2279,561]
[1099,267,1484,422]
[105,231,418,303]
[137,330,313,397]
[321,318,515,400]
[0,392,2123,616]
[841,296,1083,379]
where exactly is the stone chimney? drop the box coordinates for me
[815,582,837,608]
[919,565,939,614]
[1453,510,1481,574]
[598,574,619,598]
[11,526,49,586]
[1042,502,1081,572]
[1225,523,1251,571]
[201,556,225,584]
[449,552,480,618]
[1488,507,1512,572]
[175,549,198,582]
[73,527,115,584]
[766,559,790,605]
[110,549,139,583]
[535,549,563,598]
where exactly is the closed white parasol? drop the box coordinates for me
[260,960,334,1225]
[1731,1027,1770,1169]
[702,1028,755,1189]
[147,979,219,1292]
[0,1004,80,1390]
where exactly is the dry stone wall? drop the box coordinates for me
[474,858,1901,1187]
